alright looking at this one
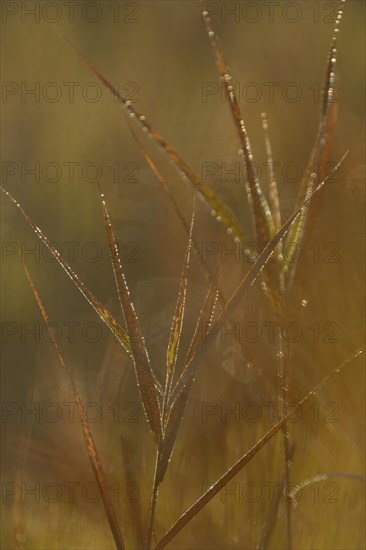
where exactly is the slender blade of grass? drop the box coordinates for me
[257,444,295,550]
[154,346,364,549]
[201,4,275,249]
[96,183,163,446]
[261,113,282,240]
[163,205,195,413]
[200,8,286,316]
[145,210,195,549]
[283,3,344,274]
[21,260,125,550]
[0,186,130,353]
[168,264,221,408]
[157,265,220,484]
[183,264,221,369]
[260,112,285,312]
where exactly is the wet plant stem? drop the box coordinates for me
[277,329,292,550]
[146,448,162,549]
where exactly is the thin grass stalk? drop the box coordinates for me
[146,448,162,549]
[154,347,364,548]
[162,204,195,424]
[21,259,126,550]
[257,444,295,550]
[261,112,282,258]
[147,206,195,548]
[283,0,345,284]
[277,331,292,549]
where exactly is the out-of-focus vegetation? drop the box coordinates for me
[1,1,365,548]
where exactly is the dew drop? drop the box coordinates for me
[227,228,233,235]
[211,210,216,217]
[301,299,308,308]
[208,31,214,38]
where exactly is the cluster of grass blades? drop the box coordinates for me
[2,0,365,548]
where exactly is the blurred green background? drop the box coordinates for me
[1,1,365,548]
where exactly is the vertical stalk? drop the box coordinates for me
[146,448,161,549]
[277,327,292,550]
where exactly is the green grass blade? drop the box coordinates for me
[262,113,282,239]
[145,208,195,549]
[282,172,316,273]
[163,205,195,414]
[157,264,220,485]
[169,264,220,407]
[21,260,126,550]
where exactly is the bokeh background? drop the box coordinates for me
[1,1,365,548]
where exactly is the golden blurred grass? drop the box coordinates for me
[1,1,365,548]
